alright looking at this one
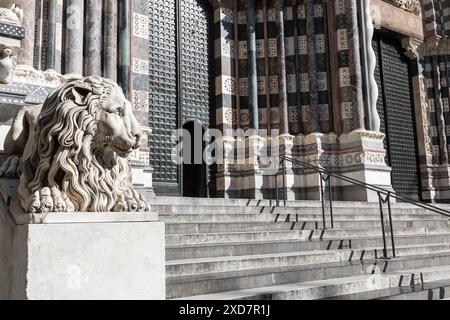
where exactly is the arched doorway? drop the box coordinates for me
[182,121,208,197]
[148,0,214,196]
[373,32,421,200]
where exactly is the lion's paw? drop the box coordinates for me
[113,194,129,212]
[27,187,75,213]
[114,192,149,212]
[0,155,21,178]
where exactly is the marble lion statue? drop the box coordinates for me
[0,76,149,213]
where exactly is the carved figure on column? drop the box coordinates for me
[0,76,150,213]
[0,4,23,26]
[0,45,17,83]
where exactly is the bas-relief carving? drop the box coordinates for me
[0,45,16,83]
[0,4,23,84]
[0,4,23,27]
[389,0,422,16]
[0,76,150,213]
[402,37,424,60]
[419,75,433,155]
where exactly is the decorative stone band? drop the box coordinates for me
[217,130,393,201]
[0,22,24,39]
[388,0,422,16]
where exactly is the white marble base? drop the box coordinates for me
[0,181,165,300]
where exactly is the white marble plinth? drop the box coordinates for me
[0,180,165,300]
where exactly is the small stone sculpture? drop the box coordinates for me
[0,4,23,26]
[0,76,149,213]
[0,45,16,84]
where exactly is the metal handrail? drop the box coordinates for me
[275,155,450,259]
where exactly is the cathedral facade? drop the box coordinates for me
[0,0,449,202]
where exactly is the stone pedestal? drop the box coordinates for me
[262,134,296,200]
[216,136,234,199]
[337,130,393,202]
[232,135,265,199]
[289,133,338,201]
[420,165,450,203]
[0,180,165,300]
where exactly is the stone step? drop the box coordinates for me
[325,281,450,300]
[321,265,450,300]
[166,228,450,246]
[166,244,450,277]
[154,204,449,216]
[174,265,450,300]
[165,219,449,235]
[160,213,449,223]
[166,233,450,260]
[165,219,450,234]
[151,197,450,211]
[166,251,450,299]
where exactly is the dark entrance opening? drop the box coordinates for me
[373,32,421,200]
[182,121,208,197]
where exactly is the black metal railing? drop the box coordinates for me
[275,156,450,259]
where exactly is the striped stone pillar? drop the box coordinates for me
[305,0,319,133]
[275,0,289,135]
[104,0,118,80]
[17,0,36,66]
[65,0,84,75]
[46,0,57,69]
[246,0,259,132]
[85,0,103,76]
[119,0,131,98]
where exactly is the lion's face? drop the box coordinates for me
[95,87,142,158]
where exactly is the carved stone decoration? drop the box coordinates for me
[419,75,433,154]
[0,76,150,213]
[362,0,381,132]
[391,0,422,16]
[0,4,23,26]
[0,45,16,83]
[402,37,424,60]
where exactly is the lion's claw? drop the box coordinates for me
[27,187,75,213]
[0,155,21,178]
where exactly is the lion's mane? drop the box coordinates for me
[19,77,136,212]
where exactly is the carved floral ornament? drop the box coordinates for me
[390,0,422,16]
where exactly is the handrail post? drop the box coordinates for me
[387,193,396,258]
[328,174,334,229]
[282,160,287,207]
[378,192,388,259]
[320,173,326,230]
[275,165,279,207]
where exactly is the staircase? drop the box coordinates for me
[153,197,450,300]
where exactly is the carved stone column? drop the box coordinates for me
[246,0,259,132]
[103,0,118,81]
[306,0,319,133]
[432,53,449,165]
[16,0,35,66]
[46,0,57,70]
[85,0,103,76]
[275,0,289,134]
[359,0,381,132]
[118,0,131,98]
[65,0,84,75]
[402,37,436,201]
[347,0,365,130]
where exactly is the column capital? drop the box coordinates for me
[243,0,256,9]
[401,37,424,60]
[275,0,285,10]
